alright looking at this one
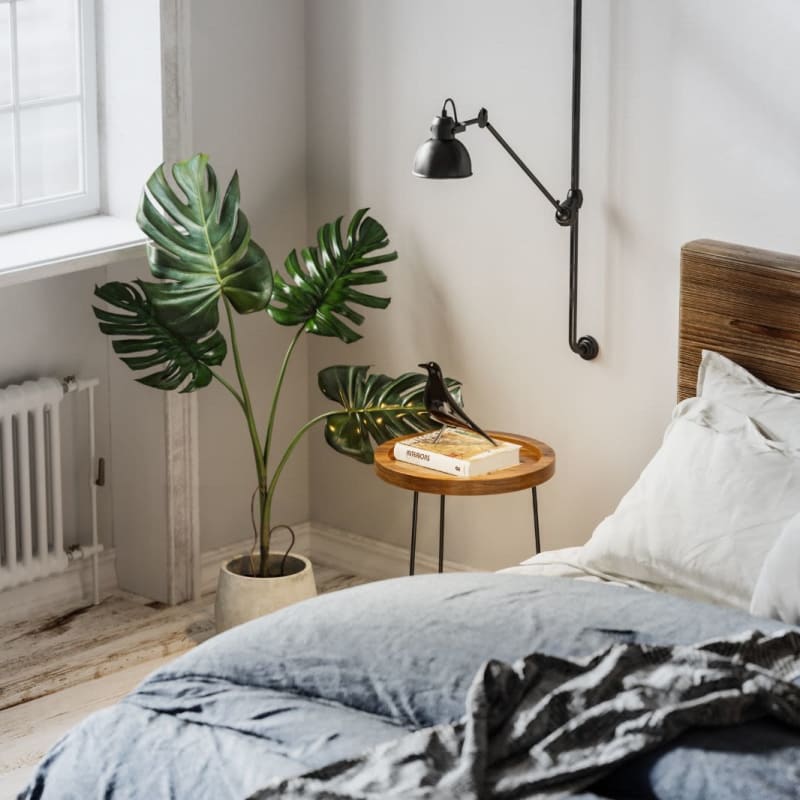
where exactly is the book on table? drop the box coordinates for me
[393,428,521,477]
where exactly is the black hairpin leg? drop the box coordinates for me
[532,487,541,554]
[409,491,419,575]
[438,495,446,573]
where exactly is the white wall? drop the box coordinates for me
[3,0,797,603]
[0,3,167,603]
[102,0,312,581]
[97,0,164,219]
[95,0,312,594]
[0,1,310,606]
[99,1,169,601]
[304,0,800,569]
[190,0,311,553]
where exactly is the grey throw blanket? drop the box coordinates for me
[249,630,800,800]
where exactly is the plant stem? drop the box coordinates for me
[222,299,267,561]
[209,369,246,412]
[263,326,304,475]
[261,410,336,568]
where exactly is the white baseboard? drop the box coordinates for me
[310,523,477,579]
[199,522,475,591]
[0,521,465,621]
[0,550,118,624]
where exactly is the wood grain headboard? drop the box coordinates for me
[678,239,800,401]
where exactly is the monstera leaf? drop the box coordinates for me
[136,153,272,337]
[318,365,463,464]
[93,281,227,392]
[269,209,398,343]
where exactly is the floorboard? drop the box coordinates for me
[0,564,370,797]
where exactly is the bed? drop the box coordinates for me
[20,241,800,799]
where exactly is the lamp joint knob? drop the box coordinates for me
[555,188,582,226]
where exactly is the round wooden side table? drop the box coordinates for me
[374,431,555,575]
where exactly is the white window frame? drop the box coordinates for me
[0,0,99,233]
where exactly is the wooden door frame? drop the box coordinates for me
[160,0,201,604]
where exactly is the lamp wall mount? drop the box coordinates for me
[413,0,598,360]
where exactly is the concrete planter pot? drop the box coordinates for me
[215,553,316,633]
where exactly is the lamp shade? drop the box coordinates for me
[412,115,472,179]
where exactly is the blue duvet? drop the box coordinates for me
[21,573,800,799]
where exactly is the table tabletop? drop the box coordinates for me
[374,431,555,496]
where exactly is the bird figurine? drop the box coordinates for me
[418,361,497,446]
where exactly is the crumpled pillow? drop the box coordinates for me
[751,512,800,624]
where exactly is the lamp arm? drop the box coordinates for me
[485,121,563,211]
[458,110,561,212]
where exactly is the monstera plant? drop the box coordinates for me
[94,154,458,581]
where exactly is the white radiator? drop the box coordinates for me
[0,376,100,599]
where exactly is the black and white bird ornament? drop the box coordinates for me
[418,361,497,446]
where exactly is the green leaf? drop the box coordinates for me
[318,365,462,464]
[93,281,227,392]
[136,153,272,337]
[268,209,398,343]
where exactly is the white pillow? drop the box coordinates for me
[577,397,800,609]
[697,349,800,447]
[750,513,800,624]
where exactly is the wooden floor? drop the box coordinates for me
[0,564,369,798]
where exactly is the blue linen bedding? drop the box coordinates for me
[251,629,800,799]
[21,573,800,799]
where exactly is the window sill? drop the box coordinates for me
[0,215,147,289]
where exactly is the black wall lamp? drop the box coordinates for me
[412,0,598,360]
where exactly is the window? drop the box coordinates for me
[0,0,99,233]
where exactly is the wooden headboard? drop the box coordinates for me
[678,240,800,401]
